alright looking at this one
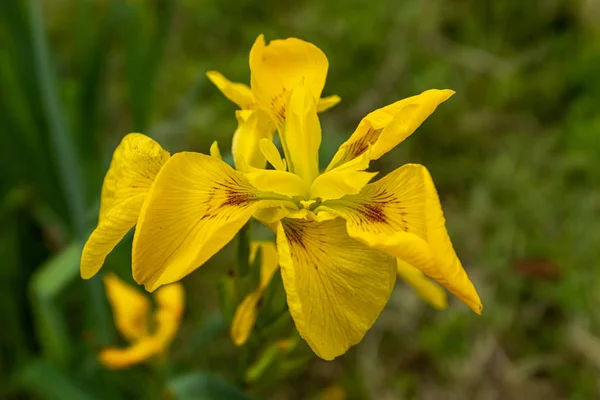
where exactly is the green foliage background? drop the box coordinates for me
[2,0,600,398]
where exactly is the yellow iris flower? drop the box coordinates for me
[80,35,482,361]
[206,35,341,171]
[99,274,185,369]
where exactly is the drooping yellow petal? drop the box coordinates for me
[206,71,254,110]
[132,152,287,291]
[318,164,482,314]
[317,95,341,113]
[282,83,321,183]
[98,337,161,370]
[396,259,447,310]
[230,241,280,346]
[326,89,454,171]
[420,167,482,314]
[81,134,170,279]
[276,218,396,360]
[232,110,276,171]
[249,34,328,125]
[103,273,150,342]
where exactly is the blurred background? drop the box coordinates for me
[3,0,600,399]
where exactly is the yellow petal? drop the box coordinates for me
[230,291,262,346]
[319,164,428,242]
[232,110,276,171]
[276,218,396,360]
[420,167,482,314]
[132,152,287,291]
[98,337,161,370]
[250,34,329,125]
[81,195,145,279]
[396,259,447,310]
[81,133,169,279]
[210,141,222,160]
[243,168,309,198]
[230,241,280,346]
[98,133,170,220]
[153,282,186,345]
[317,95,341,113]
[103,273,150,342]
[310,151,378,200]
[282,83,321,182]
[206,70,254,110]
[326,89,454,171]
[259,138,286,171]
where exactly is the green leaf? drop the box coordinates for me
[168,371,254,400]
[17,359,98,400]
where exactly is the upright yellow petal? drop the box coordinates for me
[420,167,482,314]
[230,241,280,346]
[103,273,150,342]
[206,71,255,110]
[276,218,396,360]
[250,35,328,125]
[232,110,276,171]
[326,89,454,171]
[81,133,170,279]
[317,95,341,113]
[396,259,447,310]
[132,153,288,291]
[281,83,321,182]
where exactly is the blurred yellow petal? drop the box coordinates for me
[276,218,396,360]
[81,134,169,279]
[103,273,150,342]
[132,153,288,291]
[282,83,321,182]
[420,167,482,314]
[153,282,186,345]
[230,291,262,346]
[317,95,341,113]
[250,34,328,125]
[396,259,447,310]
[250,241,280,289]
[210,141,222,160]
[326,89,454,171]
[232,110,276,171]
[98,337,161,370]
[259,138,286,171]
[230,241,280,346]
[206,70,254,109]
[319,385,347,400]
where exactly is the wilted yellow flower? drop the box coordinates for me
[80,133,169,279]
[99,274,185,369]
[207,35,340,171]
